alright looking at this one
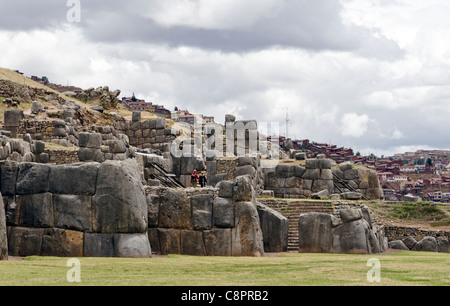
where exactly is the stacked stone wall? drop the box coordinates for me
[146,175,266,256]
[1,159,152,258]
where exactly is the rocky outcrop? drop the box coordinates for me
[75,86,121,110]
[298,207,387,254]
[2,159,152,258]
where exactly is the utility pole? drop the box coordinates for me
[285,107,290,139]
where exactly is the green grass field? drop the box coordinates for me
[0,251,448,286]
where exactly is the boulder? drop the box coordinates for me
[413,236,438,252]
[402,236,417,250]
[92,159,147,233]
[437,237,449,253]
[311,189,329,200]
[256,203,288,252]
[388,240,409,250]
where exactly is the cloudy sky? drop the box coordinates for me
[1,0,450,157]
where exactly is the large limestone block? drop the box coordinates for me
[93,159,147,233]
[48,162,100,195]
[180,230,206,256]
[256,203,288,252]
[53,194,93,232]
[213,197,235,228]
[16,163,50,195]
[0,161,19,196]
[83,233,115,257]
[0,193,7,260]
[114,233,152,258]
[158,228,181,255]
[298,213,336,253]
[203,228,232,256]
[232,201,264,257]
[7,227,44,256]
[191,194,213,230]
[17,193,53,228]
[333,219,370,254]
[41,228,84,257]
[158,188,191,229]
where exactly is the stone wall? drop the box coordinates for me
[298,207,388,254]
[207,156,265,195]
[77,132,135,163]
[264,157,382,200]
[1,159,152,258]
[146,175,266,256]
[385,226,449,253]
[113,117,178,152]
[44,149,79,165]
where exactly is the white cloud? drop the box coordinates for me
[340,113,370,138]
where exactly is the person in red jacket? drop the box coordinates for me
[191,170,199,187]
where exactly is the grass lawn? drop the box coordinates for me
[0,251,448,286]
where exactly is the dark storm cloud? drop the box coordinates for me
[0,0,403,58]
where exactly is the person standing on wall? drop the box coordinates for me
[191,170,199,188]
[199,171,207,188]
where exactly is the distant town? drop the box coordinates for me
[278,137,450,203]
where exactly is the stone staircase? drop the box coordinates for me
[259,199,338,252]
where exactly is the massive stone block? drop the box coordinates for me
[92,159,147,233]
[213,197,235,228]
[158,188,191,229]
[48,163,100,195]
[41,228,84,257]
[17,193,53,228]
[83,233,115,257]
[180,230,206,256]
[158,228,181,255]
[203,228,232,256]
[0,161,18,196]
[298,213,335,253]
[256,203,288,252]
[7,227,44,256]
[0,193,7,260]
[232,201,264,257]
[53,194,92,232]
[191,194,213,230]
[15,163,50,195]
[114,233,152,258]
